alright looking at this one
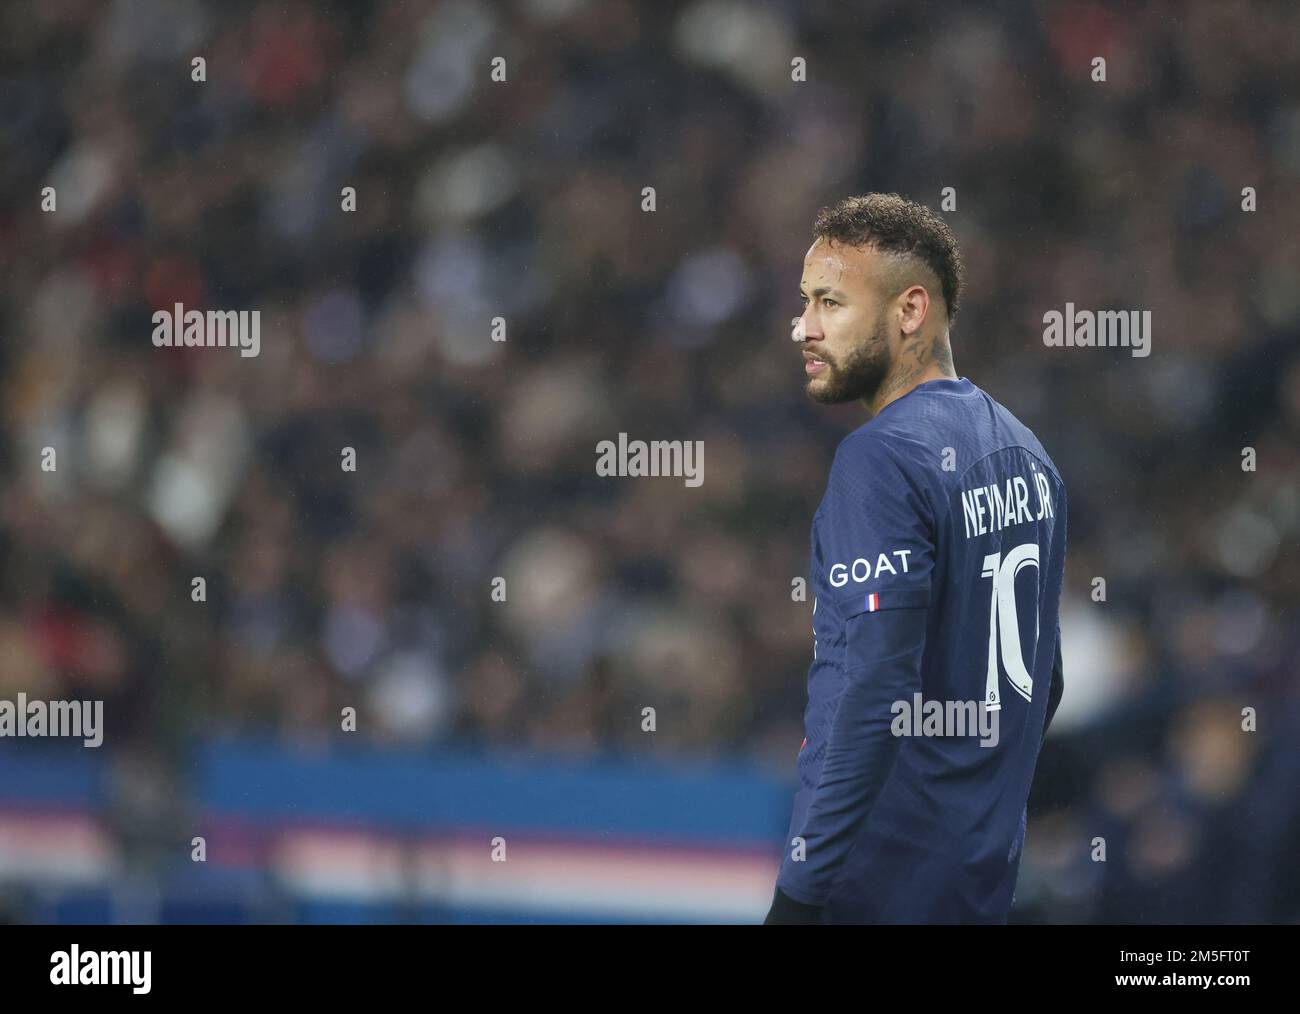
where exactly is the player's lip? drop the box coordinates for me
[803,351,828,374]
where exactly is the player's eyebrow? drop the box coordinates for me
[800,286,848,300]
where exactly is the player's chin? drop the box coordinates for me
[805,375,846,404]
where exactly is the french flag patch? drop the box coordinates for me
[866,592,880,612]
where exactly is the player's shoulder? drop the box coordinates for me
[920,377,1065,485]
[832,421,909,473]
[978,386,1066,488]
[832,377,1064,491]
[832,377,977,470]
[828,416,931,498]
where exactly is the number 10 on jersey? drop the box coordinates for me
[981,544,1040,710]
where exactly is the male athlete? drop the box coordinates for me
[765,193,1066,925]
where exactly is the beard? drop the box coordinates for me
[805,314,893,405]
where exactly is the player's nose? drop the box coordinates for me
[793,311,822,344]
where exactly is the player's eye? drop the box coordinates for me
[823,299,838,308]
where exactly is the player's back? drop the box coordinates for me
[821,377,1067,923]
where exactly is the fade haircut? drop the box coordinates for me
[812,193,966,324]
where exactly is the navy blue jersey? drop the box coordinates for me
[776,377,1067,923]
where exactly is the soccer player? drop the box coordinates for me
[765,193,1067,925]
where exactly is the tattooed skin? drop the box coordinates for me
[875,361,924,411]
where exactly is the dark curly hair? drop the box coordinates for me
[812,193,966,324]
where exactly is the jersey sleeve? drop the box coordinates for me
[819,433,936,619]
[777,434,937,906]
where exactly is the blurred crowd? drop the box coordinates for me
[1,0,1298,923]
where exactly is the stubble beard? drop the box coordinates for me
[805,314,893,406]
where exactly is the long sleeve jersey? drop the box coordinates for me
[776,376,1067,924]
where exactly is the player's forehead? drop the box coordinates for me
[800,238,878,293]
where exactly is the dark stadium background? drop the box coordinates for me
[1,0,1298,923]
